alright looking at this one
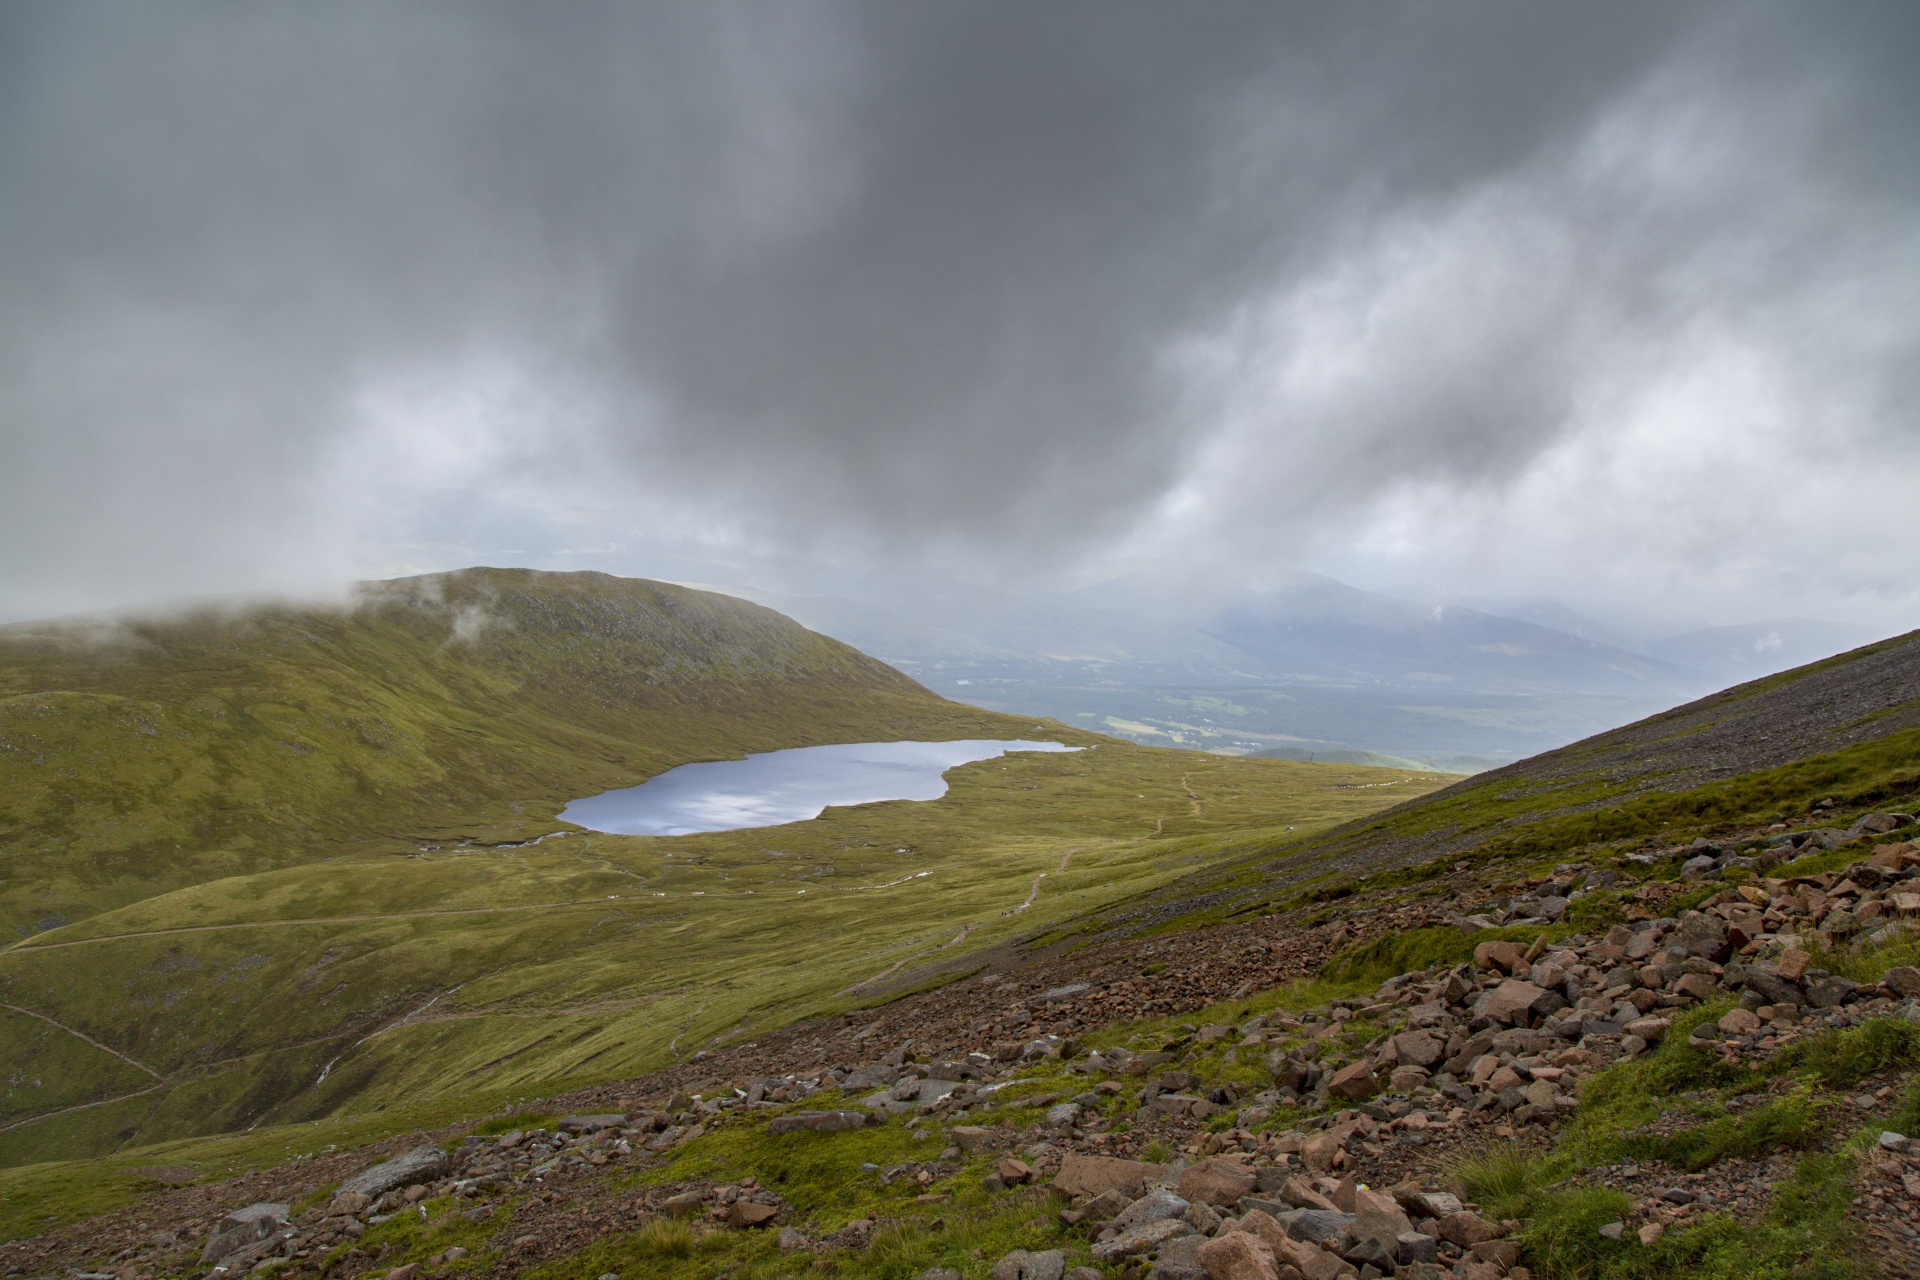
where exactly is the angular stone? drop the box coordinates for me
[1473,980,1550,1025]
[1286,1209,1353,1243]
[1326,1062,1381,1101]
[1387,1029,1445,1068]
[1473,941,1528,974]
[1436,1210,1495,1247]
[1197,1232,1280,1280]
[727,1201,779,1228]
[991,1249,1066,1280]
[1718,1008,1762,1035]
[1153,1235,1209,1280]
[1053,1153,1166,1199]
[1471,1241,1520,1268]
[1300,1133,1342,1171]
[1883,967,1920,998]
[949,1125,997,1153]
[767,1110,874,1134]
[1350,1187,1412,1245]
[1113,1190,1190,1232]
[557,1114,626,1133]
[1090,1218,1193,1263]
[1280,1176,1337,1212]
[997,1156,1035,1185]
[1775,949,1812,981]
[1181,1157,1259,1206]
[1671,972,1719,1001]
[337,1146,450,1199]
[201,1204,289,1264]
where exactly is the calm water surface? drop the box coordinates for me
[560,739,1080,836]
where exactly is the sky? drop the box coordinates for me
[2,1,1918,632]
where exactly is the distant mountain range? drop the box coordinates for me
[740,573,1880,772]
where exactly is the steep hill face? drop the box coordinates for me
[1066,628,1920,939]
[0,568,1005,937]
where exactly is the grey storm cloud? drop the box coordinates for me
[1,1,1917,620]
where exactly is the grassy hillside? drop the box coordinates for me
[0,567,1016,938]
[0,570,1450,1166]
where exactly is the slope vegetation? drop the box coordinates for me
[0,567,1003,937]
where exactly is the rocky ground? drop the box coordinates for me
[6,811,1920,1280]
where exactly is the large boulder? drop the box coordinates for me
[1054,1153,1167,1199]
[337,1146,450,1199]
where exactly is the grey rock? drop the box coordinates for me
[767,1110,875,1134]
[557,1114,626,1133]
[1045,1102,1083,1126]
[1090,1219,1192,1263]
[1286,1209,1355,1243]
[1803,975,1858,1009]
[1150,1235,1208,1280]
[841,1064,897,1090]
[1396,1231,1439,1264]
[920,1270,964,1280]
[991,1254,1065,1280]
[1113,1190,1190,1232]
[1879,1131,1912,1152]
[337,1146,450,1199]
[201,1204,288,1264]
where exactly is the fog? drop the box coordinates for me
[2,2,1917,634]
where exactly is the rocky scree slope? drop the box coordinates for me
[13,805,1920,1279]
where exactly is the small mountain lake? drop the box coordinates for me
[559,739,1081,836]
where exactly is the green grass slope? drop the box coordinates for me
[0,569,1451,1166]
[0,567,1018,938]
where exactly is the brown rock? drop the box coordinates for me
[949,1125,998,1153]
[1471,1241,1520,1268]
[1883,967,1920,999]
[727,1201,779,1228]
[1718,1008,1762,1035]
[1473,979,1550,1025]
[663,1190,707,1216]
[1437,1210,1496,1247]
[1672,973,1719,1001]
[1241,1217,1328,1277]
[1326,1061,1381,1101]
[1197,1231,1281,1280]
[1300,1133,1343,1172]
[384,1266,418,1280]
[1052,1153,1167,1200]
[1474,941,1528,974]
[1180,1157,1259,1206]
[1388,1029,1445,1068]
[1622,1016,1670,1041]
[1776,949,1812,981]
[1351,1187,1413,1244]
[998,1156,1035,1185]
[1281,1176,1338,1212]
